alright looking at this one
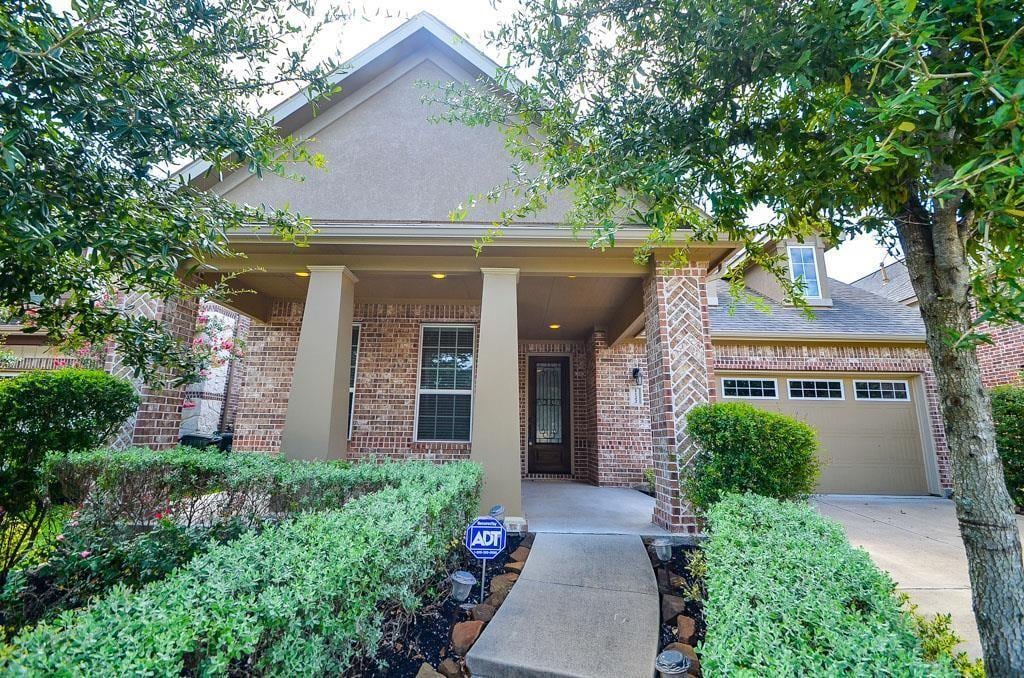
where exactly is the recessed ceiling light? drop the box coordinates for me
[295,271,310,277]
[549,323,561,330]
[567,275,577,279]
[431,273,447,279]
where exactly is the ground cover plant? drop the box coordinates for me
[684,402,819,512]
[0,460,481,675]
[701,494,949,675]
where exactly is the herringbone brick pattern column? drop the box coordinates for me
[643,261,715,533]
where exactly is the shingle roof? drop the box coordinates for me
[709,278,926,339]
[849,260,917,305]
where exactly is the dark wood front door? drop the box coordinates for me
[528,356,571,475]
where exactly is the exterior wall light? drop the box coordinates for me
[295,271,310,277]
[431,273,447,279]
[450,570,477,605]
[655,649,692,677]
[632,367,643,386]
[652,537,672,563]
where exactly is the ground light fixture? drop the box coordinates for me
[294,271,310,277]
[489,504,506,524]
[431,272,447,279]
[655,649,692,677]
[652,537,672,563]
[450,570,477,609]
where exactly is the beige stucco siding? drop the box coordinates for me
[720,372,931,495]
[220,56,574,224]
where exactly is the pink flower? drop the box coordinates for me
[55,534,65,542]
[79,550,91,558]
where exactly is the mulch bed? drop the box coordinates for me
[644,539,707,676]
[346,533,528,677]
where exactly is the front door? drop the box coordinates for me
[528,356,571,474]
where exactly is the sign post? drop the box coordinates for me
[465,516,507,603]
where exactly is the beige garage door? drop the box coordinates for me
[719,374,930,495]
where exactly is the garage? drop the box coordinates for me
[718,373,932,495]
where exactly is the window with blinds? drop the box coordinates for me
[416,325,474,441]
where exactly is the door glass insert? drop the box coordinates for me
[535,362,563,444]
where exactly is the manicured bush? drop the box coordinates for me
[684,402,819,511]
[0,369,138,587]
[991,385,1024,509]
[0,461,482,675]
[701,494,949,676]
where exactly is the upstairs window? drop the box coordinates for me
[416,325,474,441]
[788,245,822,299]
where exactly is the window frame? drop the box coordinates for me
[853,379,911,402]
[720,377,779,400]
[787,245,823,299]
[348,323,361,440]
[787,378,845,401]
[413,323,476,443]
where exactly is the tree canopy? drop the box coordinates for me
[1,0,348,384]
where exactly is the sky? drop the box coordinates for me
[329,1,899,283]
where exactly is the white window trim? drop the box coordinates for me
[348,323,361,440]
[853,379,911,402]
[413,323,476,443]
[721,377,779,400]
[787,245,823,299]
[787,378,845,400]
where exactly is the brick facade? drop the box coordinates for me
[976,322,1024,388]
[714,342,952,489]
[643,263,714,534]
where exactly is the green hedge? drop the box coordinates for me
[991,385,1024,508]
[684,402,819,512]
[701,494,950,676]
[0,461,481,675]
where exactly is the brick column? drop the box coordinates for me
[643,260,715,534]
[129,294,200,449]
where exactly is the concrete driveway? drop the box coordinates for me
[813,495,1024,658]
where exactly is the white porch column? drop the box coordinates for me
[471,267,522,516]
[281,265,357,460]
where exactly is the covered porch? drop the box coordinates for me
[523,480,670,535]
[199,234,734,533]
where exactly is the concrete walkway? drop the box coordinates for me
[467,533,660,678]
[814,495,1024,658]
[523,480,669,535]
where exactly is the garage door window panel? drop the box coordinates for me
[722,378,778,399]
[788,379,845,400]
[854,380,910,401]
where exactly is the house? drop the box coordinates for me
[5,14,957,533]
[852,260,1024,388]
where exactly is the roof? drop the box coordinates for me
[709,278,926,341]
[849,260,917,305]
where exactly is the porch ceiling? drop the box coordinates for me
[223,270,643,340]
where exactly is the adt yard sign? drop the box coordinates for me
[465,516,506,560]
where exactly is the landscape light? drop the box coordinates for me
[652,537,672,563]
[655,649,692,677]
[489,504,505,524]
[450,570,477,604]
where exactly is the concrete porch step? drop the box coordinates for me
[466,533,659,678]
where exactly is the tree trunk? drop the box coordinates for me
[897,197,1024,676]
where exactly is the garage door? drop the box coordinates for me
[719,374,930,495]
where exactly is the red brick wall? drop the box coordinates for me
[977,322,1024,388]
[518,340,595,481]
[592,330,653,487]
[714,342,952,490]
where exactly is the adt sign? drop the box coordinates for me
[465,516,506,560]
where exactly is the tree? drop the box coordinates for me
[0,0,349,385]
[434,0,1024,672]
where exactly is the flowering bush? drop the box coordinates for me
[191,311,244,373]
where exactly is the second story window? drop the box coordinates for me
[788,245,822,299]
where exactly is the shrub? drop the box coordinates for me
[701,494,950,676]
[0,369,137,587]
[2,449,446,636]
[683,402,819,511]
[991,385,1024,509]
[0,462,482,675]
